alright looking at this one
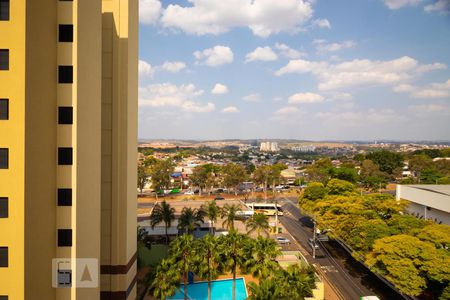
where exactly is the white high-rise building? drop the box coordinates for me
[260,142,280,152]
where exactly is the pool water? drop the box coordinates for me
[167,278,247,300]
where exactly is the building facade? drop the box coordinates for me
[396,185,450,225]
[0,0,137,299]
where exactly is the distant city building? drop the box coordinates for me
[396,185,450,225]
[260,142,280,152]
[291,145,316,152]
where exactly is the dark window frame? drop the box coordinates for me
[57,189,72,206]
[0,197,8,218]
[0,99,8,120]
[0,49,9,70]
[0,148,8,169]
[0,0,9,21]
[58,229,72,247]
[58,66,73,84]
[0,247,8,267]
[58,24,73,42]
[58,147,73,165]
[58,107,73,124]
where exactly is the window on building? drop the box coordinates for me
[0,198,7,218]
[58,107,73,124]
[0,295,8,300]
[0,99,8,120]
[58,66,73,84]
[58,229,72,247]
[59,25,73,42]
[0,247,8,267]
[0,49,9,70]
[58,148,72,165]
[58,189,72,206]
[0,148,8,169]
[0,0,9,21]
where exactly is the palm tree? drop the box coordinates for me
[221,204,242,231]
[150,201,176,244]
[169,234,194,300]
[219,231,250,300]
[247,280,280,300]
[151,258,180,300]
[275,264,316,299]
[178,207,205,234]
[192,234,221,300]
[245,236,281,280]
[202,200,220,234]
[246,213,271,237]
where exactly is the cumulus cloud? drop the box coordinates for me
[194,46,234,67]
[383,0,422,9]
[424,0,450,15]
[288,92,324,104]
[222,106,240,113]
[274,106,300,115]
[139,0,162,24]
[314,39,356,53]
[274,43,305,59]
[275,56,446,91]
[139,60,154,77]
[394,79,450,98]
[311,18,331,29]
[160,61,186,73]
[160,0,314,37]
[243,94,261,102]
[245,47,278,63]
[211,83,229,95]
[139,83,214,113]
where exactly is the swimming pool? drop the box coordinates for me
[167,278,247,300]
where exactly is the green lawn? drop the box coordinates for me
[138,243,169,267]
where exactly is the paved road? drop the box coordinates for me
[279,198,404,300]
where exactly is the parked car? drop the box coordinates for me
[308,238,319,249]
[184,190,195,195]
[276,237,291,244]
[214,196,225,200]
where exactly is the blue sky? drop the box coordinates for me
[138,0,450,141]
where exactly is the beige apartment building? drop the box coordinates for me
[0,0,138,299]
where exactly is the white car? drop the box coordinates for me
[184,190,195,195]
[360,297,380,300]
[276,237,291,244]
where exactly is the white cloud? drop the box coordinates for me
[274,106,300,115]
[194,46,234,67]
[160,0,314,37]
[315,108,401,125]
[425,0,450,15]
[408,103,450,115]
[312,18,331,29]
[274,43,305,59]
[243,94,261,102]
[160,61,186,73]
[314,39,356,53]
[222,106,240,113]
[394,79,450,99]
[275,56,446,91]
[139,0,162,24]
[245,47,278,63]
[139,60,154,77]
[211,83,229,95]
[288,92,324,104]
[139,83,214,113]
[383,0,422,9]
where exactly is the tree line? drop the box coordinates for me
[299,179,450,299]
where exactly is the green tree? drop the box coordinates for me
[221,204,242,231]
[193,235,221,300]
[366,150,403,174]
[306,158,332,183]
[416,224,450,250]
[409,154,433,182]
[247,279,280,300]
[366,234,449,296]
[330,167,359,183]
[388,214,430,235]
[420,168,442,184]
[202,200,220,235]
[151,259,180,300]
[246,213,271,237]
[169,234,195,300]
[219,231,250,300]
[253,165,272,199]
[222,163,248,195]
[347,219,392,253]
[245,237,281,279]
[326,179,355,195]
[149,158,175,198]
[137,163,149,193]
[178,207,205,234]
[150,201,176,244]
[190,165,209,195]
[302,182,327,201]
